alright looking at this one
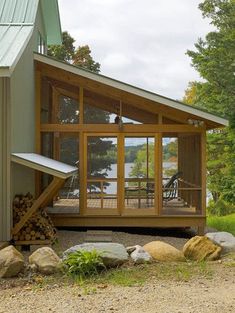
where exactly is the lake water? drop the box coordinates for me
[105,162,177,194]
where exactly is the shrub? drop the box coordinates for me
[207,199,235,216]
[63,249,106,279]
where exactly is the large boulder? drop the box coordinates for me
[143,241,185,262]
[0,245,24,278]
[206,232,235,254]
[183,236,221,261]
[129,245,152,264]
[63,243,129,267]
[29,247,61,275]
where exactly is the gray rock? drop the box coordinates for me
[130,245,152,264]
[63,243,129,267]
[126,246,137,255]
[0,245,24,278]
[29,247,61,275]
[206,232,235,254]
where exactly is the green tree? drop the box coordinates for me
[130,143,155,179]
[185,0,235,205]
[48,31,75,62]
[186,0,235,124]
[73,45,101,73]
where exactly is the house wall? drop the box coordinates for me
[0,77,11,241]
[11,4,47,198]
[0,5,47,241]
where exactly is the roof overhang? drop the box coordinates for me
[34,53,229,129]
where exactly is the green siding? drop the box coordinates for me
[0,77,11,241]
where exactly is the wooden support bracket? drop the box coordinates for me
[12,177,65,235]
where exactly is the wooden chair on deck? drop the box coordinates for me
[163,171,183,202]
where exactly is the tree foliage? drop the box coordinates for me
[48,31,75,62]
[48,32,101,73]
[73,45,100,73]
[185,0,235,205]
[186,0,235,124]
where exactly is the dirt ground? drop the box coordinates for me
[0,229,235,313]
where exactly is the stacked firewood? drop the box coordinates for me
[12,193,57,243]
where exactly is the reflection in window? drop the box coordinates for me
[58,95,79,124]
[84,104,114,123]
[84,89,119,124]
[124,137,155,209]
[58,136,79,199]
[41,78,52,124]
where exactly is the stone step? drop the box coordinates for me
[84,230,113,242]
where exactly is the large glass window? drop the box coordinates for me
[84,90,119,124]
[57,95,79,124]
[162,134,202,215]
[124,137,155,209]
[41,78,52,124]
[87,137,118,210]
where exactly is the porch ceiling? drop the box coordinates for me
[34,53,229,130]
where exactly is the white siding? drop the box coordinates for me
[10,5,46,197]
[0,5,47,241]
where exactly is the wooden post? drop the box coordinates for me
[79,86,84,124]
[118,133,124,215]
[156,133,162,215]
[35,70,41,198]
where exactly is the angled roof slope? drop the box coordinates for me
[34,53,229,128]
[0,0,61,76]
[0,0,38,23]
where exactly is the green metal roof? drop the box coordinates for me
[40,0,62,45]
[0,0,38,23]
[0,24,33,68]
[0,0,61,74]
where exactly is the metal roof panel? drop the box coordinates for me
[0,0,38,23]
[0,25,33,67]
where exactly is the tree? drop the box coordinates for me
[73,45,101,73]
[185,0,235,205]
[48,31,75,62]
[186,0,235,124]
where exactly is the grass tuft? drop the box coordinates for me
[207,213,235,236]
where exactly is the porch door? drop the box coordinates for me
[84,134,120,215]
[122,135,157,215]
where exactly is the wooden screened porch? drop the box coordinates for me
[33,53,221,234]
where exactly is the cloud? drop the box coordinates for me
[57,0,213,99]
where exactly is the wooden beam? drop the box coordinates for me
[79,86,84,124]
[36,61,220,129]
[201,131,207,216]
[35,70,41,198]
[12,177,65,235]
[118,134,124,215]
[156,133,162,215]
[49,215,206,228]
[40,124,205,133]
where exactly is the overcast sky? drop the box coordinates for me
[57,0,213,100]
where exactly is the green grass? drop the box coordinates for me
[207,213,235,236]
[86,261,213,287]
